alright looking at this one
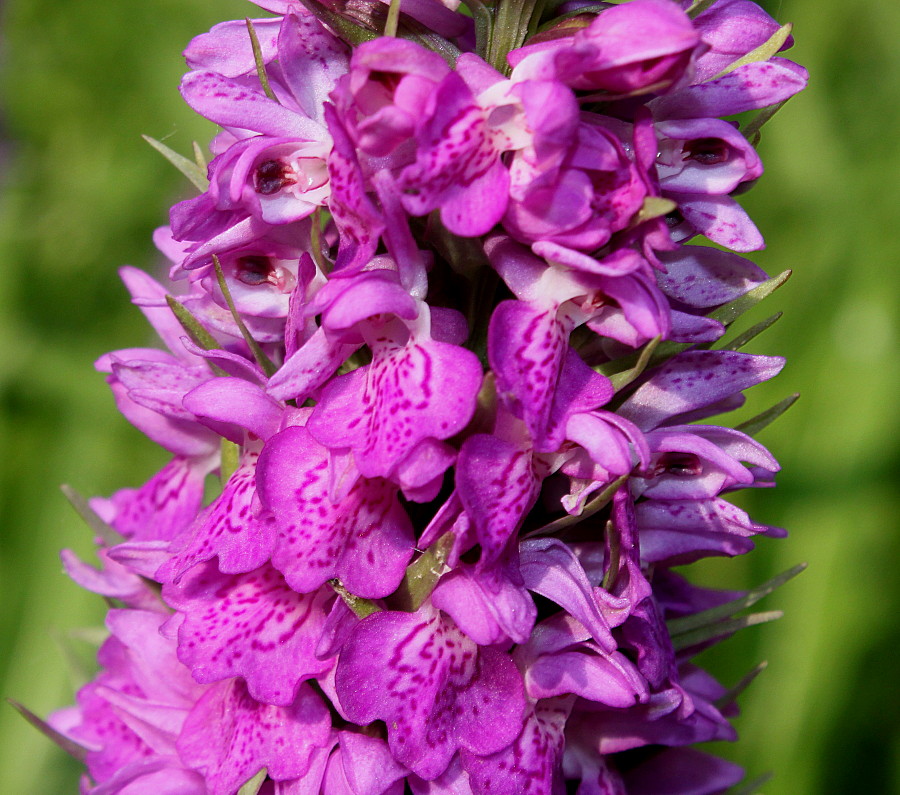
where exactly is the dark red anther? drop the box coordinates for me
[683,138,729,165]
[369,70,403,95]
[235,255,275,286]
[254,159,295,195]
[653,452,703,478]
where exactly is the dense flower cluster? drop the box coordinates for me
[45,0,807,792]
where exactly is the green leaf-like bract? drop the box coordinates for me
[718,312,783,351]
[246,19,278,102]
[60,484,124,545]
[707,270,792,327]
[715,660,768,710]
[670,610,783,652]
[141,135,208,192]
[713,23,793,78]
[238,768,268,795]
[329,579,380,619]
[390,533,455,612]
[667,562,806,638]
[8,699,87,763]
[221,439,241,486]
[735,393,800,436]
[607,336,661,391]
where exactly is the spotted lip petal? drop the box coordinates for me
[335,603,526,780]
[460,699,572,795]
[177,678,331,795]
[163,562,334,707]
[156,453,273,582]
[489,299,571,447]
[308,333,482,482]
[455,433,539,568]
[257,424,416,598]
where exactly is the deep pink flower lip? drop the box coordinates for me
[334,601,527,779]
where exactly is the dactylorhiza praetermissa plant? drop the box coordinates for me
[28,1,808,792]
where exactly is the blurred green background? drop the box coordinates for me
[0,0,896,791]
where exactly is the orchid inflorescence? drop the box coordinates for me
[32,0,807,792]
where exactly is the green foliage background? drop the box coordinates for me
[0,0,896,791]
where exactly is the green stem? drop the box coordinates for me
[461,0,493,59]
[212,255,278,378]
[245,19,278,102]
[384,0,402,37]
[485,0,541,73]
[601,520,620,592]
[309,208,332,274]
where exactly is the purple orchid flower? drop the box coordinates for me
[257,422,417,598]
[49,610,209,794]
[334,599,527,780]
[304,286,482,489]
[510,0,703,95]
[45,2,807,792]
[502,102,648,268]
